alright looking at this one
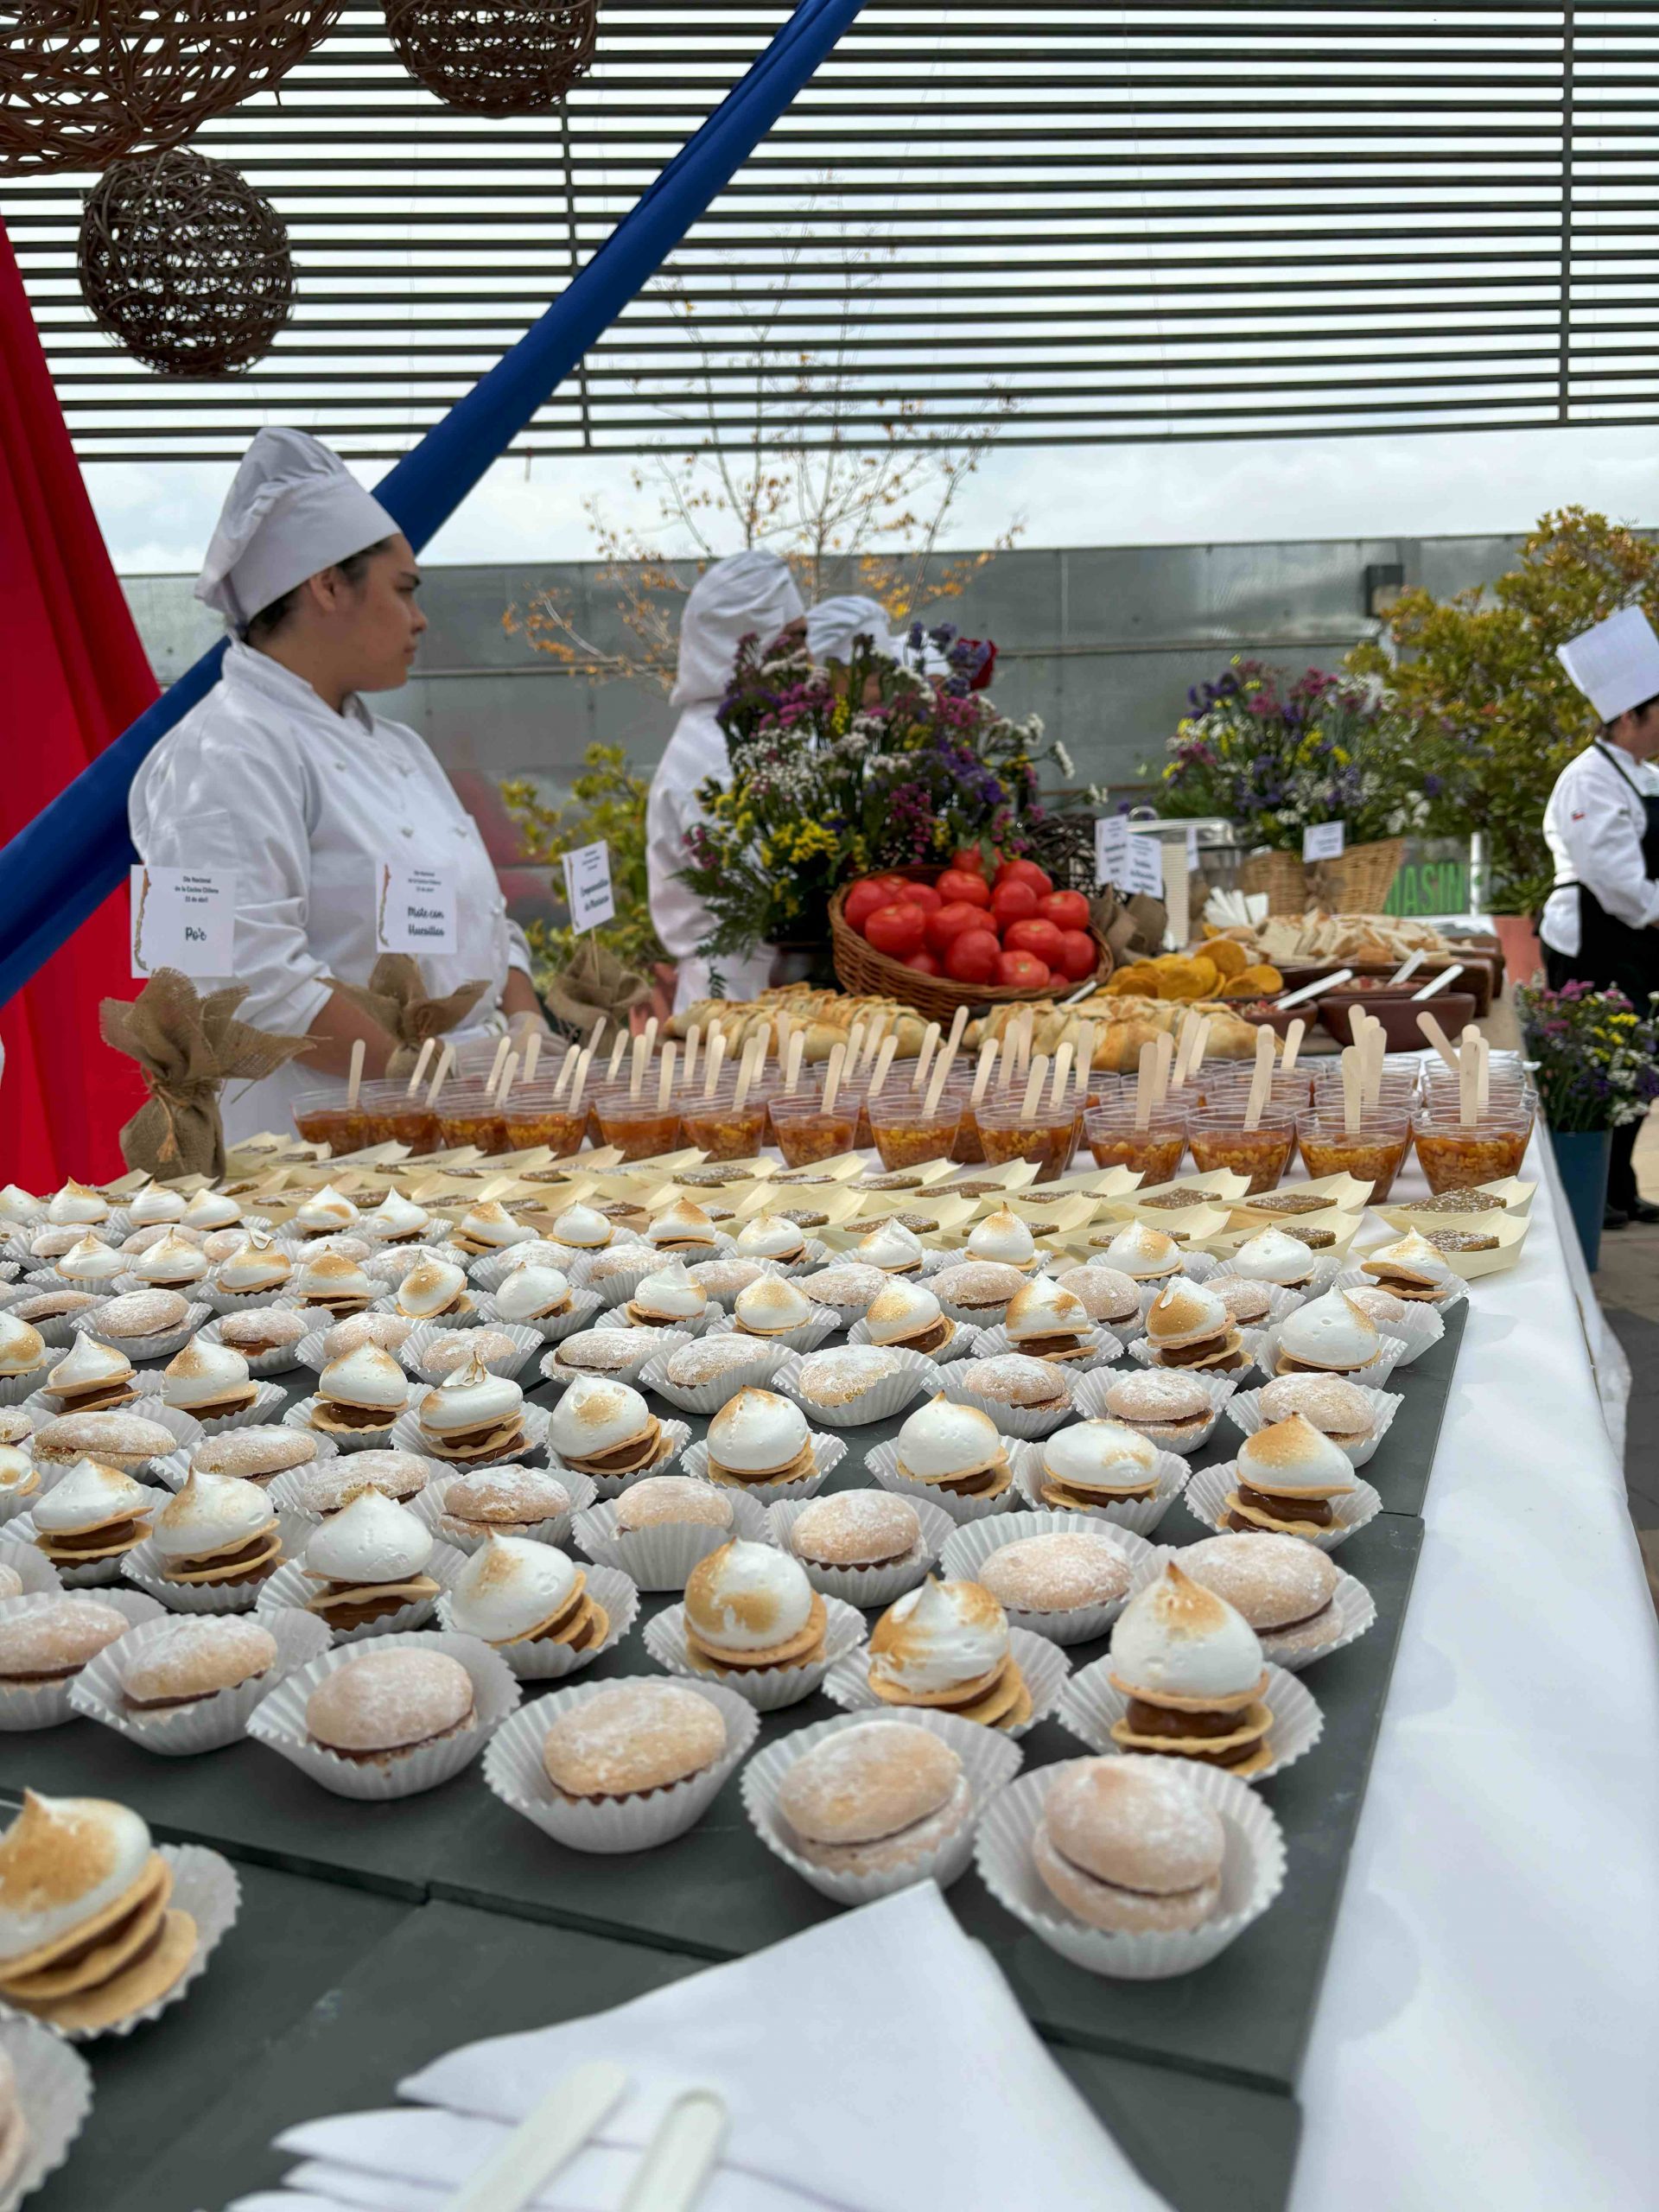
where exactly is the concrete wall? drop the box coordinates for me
[121,532,1525,801]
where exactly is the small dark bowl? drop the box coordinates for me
[1317,988,1478,1051]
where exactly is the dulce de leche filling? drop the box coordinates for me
[1229,1482,1333,1528]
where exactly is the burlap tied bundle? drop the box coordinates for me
[1093,888,1167,965]
[100,969,312,1179]
[541,935,651,1040]
[323,955,488,1077]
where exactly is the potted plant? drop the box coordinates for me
[1514,978,1659,1268]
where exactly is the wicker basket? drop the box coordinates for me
[1238,849,1306,916]
[1239,837,1405,918]
[830,867,1112,1022]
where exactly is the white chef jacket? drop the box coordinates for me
[1540,739,1659,957]
[128,641,531,1145]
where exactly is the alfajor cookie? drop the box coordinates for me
[305,1646,476,1764]
[43,1337,137,1414]
[436,1465,572,1542]
[546,1375,664,1478]
[298,1488,439,1628]
[118,1616,279,1714]
[540,1679,727,1802]
[683,1541,825,1673]
[1142,1280,1247,1374]
[1033,1758,1225,1934]
[1035,1420,1163,1508]
[703,1389,814,1489]
[416,1354,527,1464]
[448,1534,607,1653]
[0,1596,136,1688]
[867,1579,1030,1730]
[1224,1413,1357,1535]
[893,1395,1011,1501]
[30,1458,156,1567]
[1107,1561,1273,1775]
[775,1720,973,1875]
[787,1491,924,1578]
[151,1471,283,1589]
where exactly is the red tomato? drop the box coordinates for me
[950,847,986,875]
[1055,929,1098,982]
[904,950,942,974]
[936,868,991,909]
[1039,889,1090,931]
[1004,917,1065,967]
[896,882,942,915]
[863,901,928,958]
[994,858,1054,898]
[925,899,992,955]
[995,949,1051,991]
[989,879,1039,928]
[842,880,889,932]
[944,929,1001,984]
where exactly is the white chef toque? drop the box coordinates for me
[195,427,401,632]
[1556,606,1659,724]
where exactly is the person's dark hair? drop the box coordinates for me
[245,535,397,643]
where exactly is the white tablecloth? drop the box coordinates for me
[1291,1135,1659,2211]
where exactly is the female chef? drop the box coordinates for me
[129,429,547,1144]
[1545,606,1659,1228]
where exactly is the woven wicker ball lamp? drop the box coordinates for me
[0,1,341,175]
[384,0,597,115]
[79,147,293,375]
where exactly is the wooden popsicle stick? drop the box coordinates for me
[683,1025,701,1088]
[656,1043,677,1113]
[702,1029,727,1099]
[1170,1010,1198,1087]
[629,1033,648,1101]
[1243,1024,1274,1132]
[1020,1053,1050,1120]
[494,1050,519,1106]
[1416,1011,1460,1070]
[405,1037,435,1096]
[486,1035,511,1094]
[346,1038,365,1108]
[607,1030,628,1083]
[1459,1035,1478,1126]
[869,1032,899,1097]
[1071,1020,1097,1101]
[923,1049,953,1118]
[1341,1046,1362,1136]
[912,1021,942,1091]
[551,1041,577,1099]
[522,1031,543,1085]
[822,1040,847,1115]
[1134,1040,1155,1130]
[568,1045,594,1114]
[1477,1032,1491,1110]
[969,1036,1000,1106]
[944,1004,969,1062]
[1191,1014,1212,1072]
[427,1044,456,1105]
[1151,1029,1174,1109]
[641,1015,659,1061]
[844,1020,867,1084]
[1049,1040,1074,1110]
[733,1036,760,1110]
[1281,1018,1306,1071]
[784,1029,805,1094]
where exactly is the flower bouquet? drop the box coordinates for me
[1515,979,1659,1263]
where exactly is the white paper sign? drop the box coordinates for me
[1302,819,1345,864]
[1094,816,1130,889]
[130,865,236,979]
[562,840,615,932]
[1125,833,1166,899]
[378,862,458,953]
[1185,824,1200,870]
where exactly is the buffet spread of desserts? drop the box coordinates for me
[0,1019,1531,2195]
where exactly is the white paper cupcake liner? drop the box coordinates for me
[677,1429,844,1510]
[571,1488,769,1592]
[1057,1656,1323,1783]
[741,1706,1025,1906]
[634,1339,787,1417]
[937,1363,1078,1441]
[702,1306,842,1358]
[1071,1365,1238,1457]
[62,1395,204,1471]
[472,1287,604,1345]
[1254,1325,1409,1393]
[791,1277,884,1325]
[0,2013,93,2208]
[254,1535,467,1643]
[415,1465,596,1554]
[726,1236,829,1278]
[152,1431,340,1497]
[1125,1547,1377,1674]
[842,1315,975,1370]
[122,1511,315,1616]
[480,1675,758,1854]
[974,1760,1286,1980]
[821,1624,1069,1741]
[1223,1384,1403,1471]
[68,1605,334,1753]
[1007,1440,1192,1541]
[0,1365,53,1409]
[245,1628,519,1799]
[397,1319,543,1386]
[67,1300,213,1366]
[1084,1248,1219,1288]
[864,1439,1023,1529]
[966,1324,1123,1377]
[617,1297,725,1338]
[768,1346,944,1430]
[645,1593,866,1713]
[284,1395,412,1453]
[1181,1461,1383,1551]
[767,1491,957,1610]
[437,1563,639,1681]
[538,1329,693,1393]
[1329,1268,1453,1363]
[194,1312,309,1378]
[26,1843,241,2044]
[574,1249,705,1309]
[200,1276,305,1319]
[0,1478,46,1532]
[939,1510,1158,1643]
[0,1589,165,1729]
[546,1416,694,1503]
[0,1532,60,1595]
[7,1300,110,1353]
[5,1492,168,1589]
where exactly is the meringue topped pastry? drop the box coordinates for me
[927,1260,1031,1321]
[395,1257,472,1323]
[0,1185,43,1230]
[1225,1411,1357,1535]
[1107,1560,1272,1774]
[491,1262,575,1325]
[361,1191,432,1244]
[292,1251,378,1315]
[315,1344,410,1434]
[864,1278,954,1357]
[47,1180,109,1227]
[30,1456,155,1566]
[128,1182,186,1228]
[1051,1262,1141,1328]
[1036,1420,1162,1508]
[625,1257,707,1328]
[214,1230,292,1298]
[543,1204,613,1254]
[448,1533,607,1652]
[892,1394,1011,1501]
[300,1486,437,1627]
[1100,1222,1185,1281]
[417,1351,527,1463]
[46,1336,137,1414]
[292,1185,360,1238]
[1227,1227,1319,1289]
[453,1201,535,1257]
[646,1199,721,1253]
[683,1540,824,1672]
[867,1577,1029,1729]
[1361,1230,1459,1304]
[152,1471,283,1588]
[705,1387,814,1487]
[54,1234,127,1285]
[1143,1280,1245,1374]
[544,1373,663,1478]
[0,1444,40,1507]
[965,1206,1039,1273]
[322,1311,412,1358]
[161,1339,259,1421]
[1273,1289,1385,1376]
[181,1189,242,1231]
[853,1221,926,1276]
[731,1274,814,1339]
[734,1212,808,1263]
[132,1229,210,1287]
[1003,1276,1095,1363]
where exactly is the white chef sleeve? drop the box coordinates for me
[132,729,334,1039]
[645,774,709,965]
[1560,771,1659,931]
[505,918,534,978]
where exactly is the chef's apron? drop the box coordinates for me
[1544,741,1659,1209]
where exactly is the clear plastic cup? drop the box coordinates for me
[770,1089,861,1166]
[435,1080,507,1154]
[592,1083,683,1162]
[1296,1110,1413,1202]
[680,1077,772,1161]
[289,1086,361,1152]
[866,1095,962,1172]
[1185,1105,1298,1195]
[500,1081,591,1157]
[972,1091,1084,1182]
[1083,1103,1188,1185]
[1412,1110,1533,1193]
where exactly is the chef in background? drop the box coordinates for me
[1545,605,1659,1228]
[130,428,546,1145]
[646,549,804,1012]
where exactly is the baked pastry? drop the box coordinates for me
[1243,1189,1330,1216]
[548,1327,647,1378]
[27,1227,89,1265]
[0,1409,34,1446]
[436,1464,571,1541]
[214,1306,308,1362]
[54,1234,130,1286]
[626,1258,708,1328]
[305,1646,476,1764]
[452,1202,537,1258]
[0,1185,42,1230]
[88,1289,192,1351]
[540,1679,727,1802]
[118,1223,202,1259]
[7,1291,101,1331]
[1003,1277,1095,1364]
[492,1262,575,1325]
[1107,1560,1273,1773]
[791,1344,906,1413]
[928,1260,1030,1322]
[448,1533,607,1652]
[546,1375,664,1478]
[853,1221,927,1276]
[299,1486,439,1627]
[977,1532,1133,1617]
[0,1595,135,1687]
[416,1353,527,1463]
[1142,1281,1246,1374]
[29,1410,176,1473]
[688,1256,771,1305]
[151,1471,283,1589]
[0,1792,197,2031]
[29,1457,155,1567]
[1256,1373,1375,1448]
[964,1206,1039,1273]
[0,1313,48,1389]
[613,1475,734,1535]
[161,1340,259,1421]
[787,1491,924,1578]
[1033,1759,1225,1933]
[734,1213,809,1263]
[1272,1290,1386,1377]
[46,1180,109,1226]
[45,1336,137,1414]
[646,1199,721,1254]
[313,1344,410,1439]
[1338,1284,1413,1334]
[892,1395,1011,1501]
[1099,1370,1216,1447]
[1035,1420,1162,1507]
[128,1181,186,1228]
[1097,1223,1184,1282]
[299,1451,432,1514]
[539,1210,616,1263]
[321,1311,413,1358]
[181,1190,241,1232]
[1224,1412,1357,1535]
[423,1327,520,1377]
[1179,1532,1347,1662]
[118,1616,279,1714]
[1136,1184,1226,1211]
[395,1257,473,1323]
[731,1274,815,1339]
[794,1261,888,1315]
[1226,1227,1320,1289]
[683,1539,825,1672]
[959,1353,1071,1417]
[192,1425,320,1485]
[1212,1277,1276,1327]
[1361,1230,1459,1303]
[291,1184,360,1239]
[361,1192,433,1244]
[868,1578,1030,1729]
[704,1388,815,1488]
[131,1228,210,1287]
[292,1252,378,1316]
[1051,1263,1141,1330]
[776,1720,972,1874]
[659,1336,772,1393]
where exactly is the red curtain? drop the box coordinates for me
[0,217,156,1186]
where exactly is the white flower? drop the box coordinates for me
[1054,741,1075,779]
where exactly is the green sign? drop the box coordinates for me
[1382,838,1472,918]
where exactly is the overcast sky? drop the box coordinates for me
[89,417,1659,579]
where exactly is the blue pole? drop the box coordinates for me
[0,0,865,1000]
